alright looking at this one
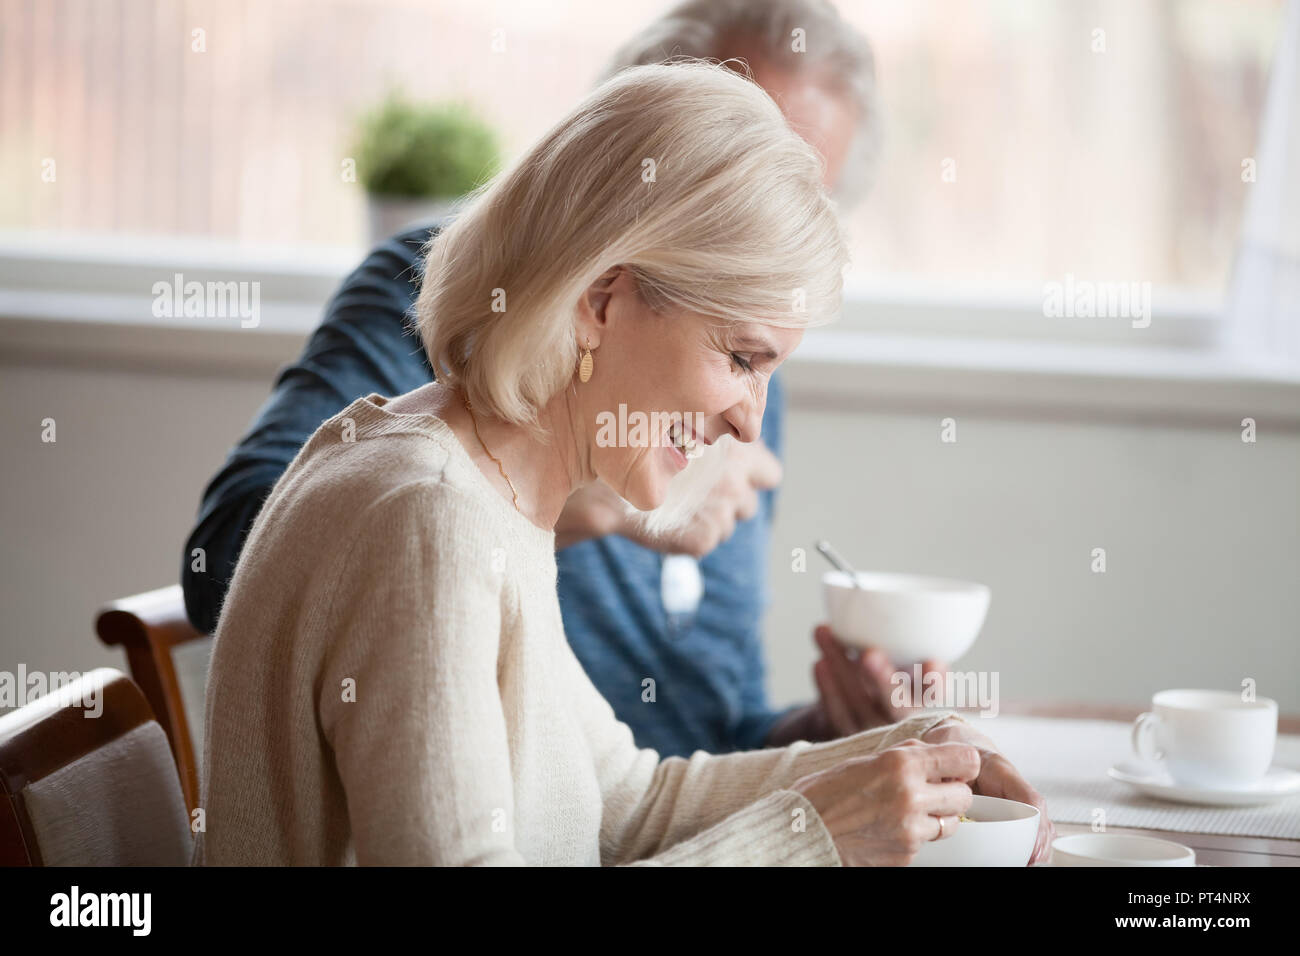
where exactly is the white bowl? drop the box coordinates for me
[822,571,990,663]
[908,795,1039,867]
[1050,834,1195,867]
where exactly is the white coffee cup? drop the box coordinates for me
[1131,689,1277,789]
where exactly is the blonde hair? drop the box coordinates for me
[416,60,847,431]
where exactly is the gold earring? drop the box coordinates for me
[579,336,594,383]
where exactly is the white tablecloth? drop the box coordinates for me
[972,714,1300,839]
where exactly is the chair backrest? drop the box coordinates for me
[95,585,211,813]
[0,668,193,865]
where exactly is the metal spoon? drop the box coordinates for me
[815,540,863,589]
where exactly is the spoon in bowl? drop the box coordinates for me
[815,540,863,590]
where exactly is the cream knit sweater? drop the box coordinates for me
[192,394,962,866]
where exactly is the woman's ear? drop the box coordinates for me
[578,266,623,339]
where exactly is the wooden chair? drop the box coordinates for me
[95,585,211,814]
[0,668,193,865]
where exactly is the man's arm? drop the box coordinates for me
[181,228,436,633]
[765,701,835,747]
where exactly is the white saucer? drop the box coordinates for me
[1108,761,1300,806]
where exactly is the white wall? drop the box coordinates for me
[2,342,1297,717]
[0,356,274,691]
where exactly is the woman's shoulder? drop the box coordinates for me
[273,398,451,515]
[286,394,552,550]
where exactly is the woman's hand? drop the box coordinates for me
[922,719,1055,864]
[791,740,980,866]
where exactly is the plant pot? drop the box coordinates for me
[366,195,457,245]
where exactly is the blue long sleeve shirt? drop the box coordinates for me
[181,225,791,757]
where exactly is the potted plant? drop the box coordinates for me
[352,92,501,242]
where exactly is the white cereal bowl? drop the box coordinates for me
[822,571,991,663]
[1050,834,1195,867]
[908,795,1039,867]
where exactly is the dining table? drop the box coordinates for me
[953,701,1300,867]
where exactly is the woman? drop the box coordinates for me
[194,61,1048,866]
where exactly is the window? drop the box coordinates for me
[842,0,1282,301]
[1,0,1285,306]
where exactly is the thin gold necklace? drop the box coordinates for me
[463,393,521,513]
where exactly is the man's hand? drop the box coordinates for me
[812,624,947,735]
[765,626,949,746]
[554,439,782,555]
[554,481,627,550]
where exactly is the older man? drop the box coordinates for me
[184,0,925,757]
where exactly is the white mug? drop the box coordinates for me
[1131,689,1277,789]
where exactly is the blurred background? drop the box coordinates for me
[1,0,1297,714]
[0,0,1283,287]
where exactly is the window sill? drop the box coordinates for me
[2,234,1297,425]
[5,297,1296,427]
[0,292,316,378]
[0,231,360,377]
[784,330,1300,430]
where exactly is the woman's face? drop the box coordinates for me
[576,268,803,511]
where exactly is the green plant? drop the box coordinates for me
[352,93,500,199]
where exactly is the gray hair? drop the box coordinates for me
[601,0,883,207]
